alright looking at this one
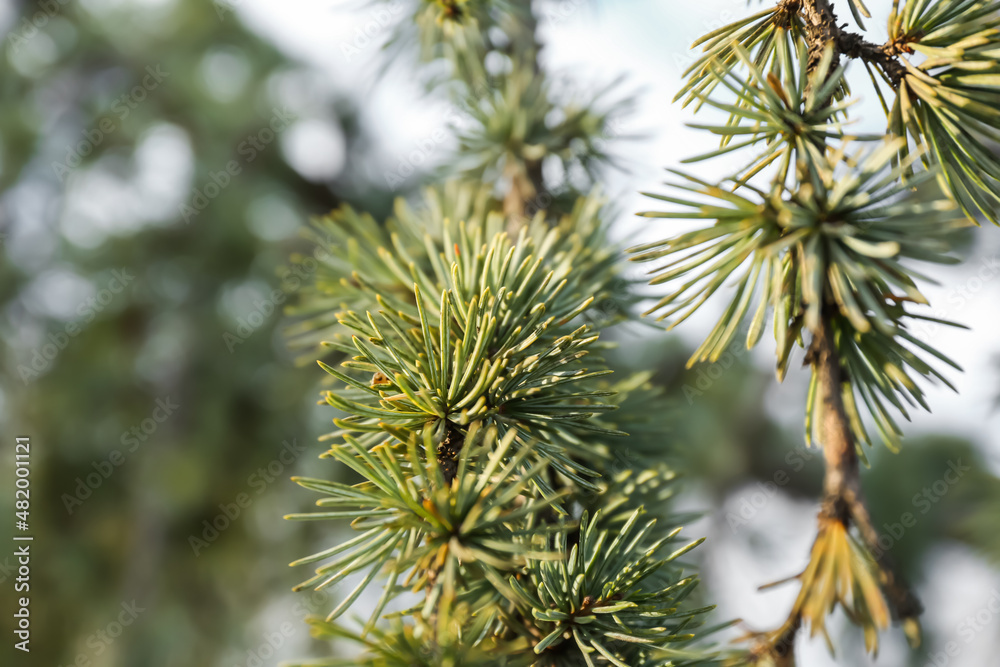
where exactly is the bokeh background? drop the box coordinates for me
[0,0,998,666]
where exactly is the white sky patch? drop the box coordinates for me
[281,118,347,182]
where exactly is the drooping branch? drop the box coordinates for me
[747,318,858,662]
[797,0,925,625]
[749,4,923,657]
[749,317,919,662]
[812,317,923,629]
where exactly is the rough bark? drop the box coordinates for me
[786,0,907,86]
[811,318,858,502]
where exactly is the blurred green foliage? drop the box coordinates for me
[0,0,997,665]
[0,0,347,664]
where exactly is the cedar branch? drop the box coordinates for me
[751,2,923,659]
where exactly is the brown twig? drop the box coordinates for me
[752,314,923,661]
[437,423,464,485]
[784,0,907,87]
[810,317,858,502]
[746,317,851,661]
[797,0,923,625]
[794,0,842,72]
[501,159,542,229]
[500,1,546,235]
[747,7,923,656]
[811,317,920,619]
[838,32,907,87]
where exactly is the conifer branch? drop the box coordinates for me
[796,0,924,647]
[792,0,907,86]
[791,315,923,655]
[634,0,1000,660]
[279,0,1000,662]
[282,3,720,665]
[755,1,926,652]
